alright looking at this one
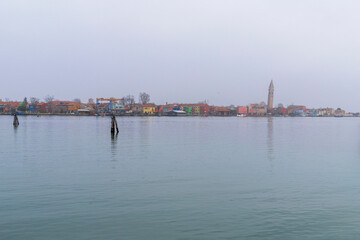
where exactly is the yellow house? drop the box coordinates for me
[193,105,200,115]
[142,104,156,115]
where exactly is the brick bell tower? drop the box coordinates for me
[267,80,274,112]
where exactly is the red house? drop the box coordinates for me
[237,106,248,115]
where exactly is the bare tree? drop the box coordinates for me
[121,97,126,106]
[139,92,150,104]
[30,97,39,105]
[128,96,135,106]
[44,95,54,103]
[30,97,40,112]
[44,95,55,113]
[122,95,135,106]
[73,98,81,103]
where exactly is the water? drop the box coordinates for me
[1,116,360,239]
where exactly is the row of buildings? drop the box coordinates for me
[0,99,353,117]
[0,81,356,117]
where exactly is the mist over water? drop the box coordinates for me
[1,116,360,239]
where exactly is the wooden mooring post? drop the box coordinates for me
[111,115,119,134]
[13,114,19,127]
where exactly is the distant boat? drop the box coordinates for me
[167,110,187,116]
[237,114,245,117]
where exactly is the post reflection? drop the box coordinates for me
[110,132,118,162]
[267,117,274,163]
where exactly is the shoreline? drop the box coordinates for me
[0,113,357,118]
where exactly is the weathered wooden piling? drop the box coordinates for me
[13,114,19,127]
[111,115,119,134]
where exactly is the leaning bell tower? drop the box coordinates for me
[267,80,274,111]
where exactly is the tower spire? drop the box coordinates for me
[267,80,274,112]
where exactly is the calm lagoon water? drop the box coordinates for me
[1,116,360,239]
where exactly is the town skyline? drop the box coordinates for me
[0,80,355,117]
[2,1,360,112]
[0,80,354,112]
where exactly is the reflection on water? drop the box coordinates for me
[267,117,274,163]
[111,132,118,161]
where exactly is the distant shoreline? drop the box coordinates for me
[0,113,357,118]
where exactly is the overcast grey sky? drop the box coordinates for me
[1,0,359,110]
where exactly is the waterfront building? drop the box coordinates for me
[142,104,156,115]
[179,103,210,115]
[278,107,286,115]
[77,109,91,115]
[268,107,286,115]
[182,106,192,115]
[131,104,142,114]
[195,104,210,115]
[161,103,210,116]
[210,106,231,116]
[248,103,266,116]
[0,101,21,113]
[237,106,248,115]
[306,109,318,117]
[160,104,178,114]
[113,102,125,114]
[287,105,306,115]
[318,108,334,116]
[36,103,49,113]
[193,105,201,115]
[267,80,274,112]
[52,101,82,114]
[334,108,345,117]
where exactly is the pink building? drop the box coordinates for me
[237,106,248,115]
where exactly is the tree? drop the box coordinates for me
[30,97,40,112]
[44,95,54,103]
[30,97,39,105]
[278,103,284,108]
[122,95,135,106]
[18,97,29,112]
[73,98,81,103]
[139,92,150,104]
[44,95,55,113]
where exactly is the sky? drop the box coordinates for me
[1,0,360,111]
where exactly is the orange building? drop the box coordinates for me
[52,101,82,113]
[0,101,22,113]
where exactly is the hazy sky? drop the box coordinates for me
[1,0,360,110]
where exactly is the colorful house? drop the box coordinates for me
[287,105,307,115]
[142,104,156,115]
[237,106,248,115]
[183,103,210,115]
[52,101,82,113]
[0,101,22,113]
